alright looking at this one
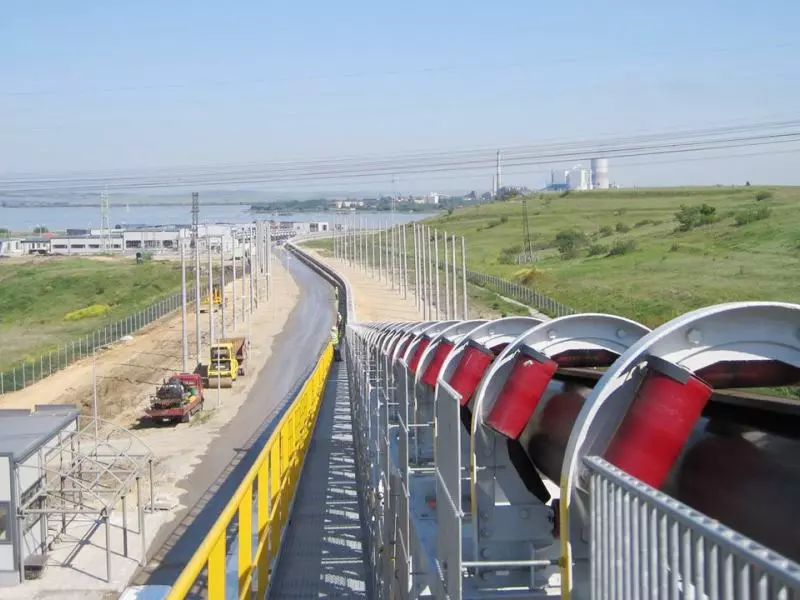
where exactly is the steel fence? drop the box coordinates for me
[166,343,333,600]
[585,455,800,600]
[462,267,575,317]
[0,286,195,395]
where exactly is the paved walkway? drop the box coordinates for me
[269,361,369,598]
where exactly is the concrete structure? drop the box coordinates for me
[591,157,610,189]
[0,406,80,586]
[50,234,123,254]
[19,238,50,255]
[567,167,590,191]
[0,239,22,256]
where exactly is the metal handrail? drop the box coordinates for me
[166,343,334,600]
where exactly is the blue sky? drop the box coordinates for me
[1,1,799,193]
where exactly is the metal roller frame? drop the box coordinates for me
[467,313,651,598]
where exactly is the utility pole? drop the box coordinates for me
[207,237,215,359]
[192,193,201,366]
[220,239,226,339]
[266,222,272,302]
[249,226,255,314]
[180,240,188,372]
[232,235,237,331]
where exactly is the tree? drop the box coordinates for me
[33,225,49,234]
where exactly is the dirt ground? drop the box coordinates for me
[0,259,301,597]
[304,249,425,322]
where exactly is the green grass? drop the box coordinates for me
[0,256,183,370]
[423,186,800,327]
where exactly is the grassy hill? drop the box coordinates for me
[426,186,800,327]
[0,256,183,371]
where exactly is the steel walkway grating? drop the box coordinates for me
[269,361,370,598]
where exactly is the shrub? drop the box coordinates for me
[498,244,523,264]
[587,243,608,257]
[555,229,588,259]
[64,304,111,322]
[634,219,655,228]
[674,203,717,231]
[607,239,637,257]
[755,190,773,201]
[670,242,680,252]
[615,222,630,233]
[598,225,613,237]
[500,215,509,224]
[734,205,772,226]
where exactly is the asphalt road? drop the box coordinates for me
[130,248,334,588]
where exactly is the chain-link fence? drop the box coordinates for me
[463,268,575,317]
[0,286,195,395]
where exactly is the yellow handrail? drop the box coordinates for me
[166,343,334,599]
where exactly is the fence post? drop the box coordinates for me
[22,362,25,389]
[49,352,53,377]
[1,372,3,395]
[13,368,17,392]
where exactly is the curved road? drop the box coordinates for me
[130,248,334,589]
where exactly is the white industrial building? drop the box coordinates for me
[567,167,590,191]
[551,170,568,186]
[0,239,23,256]
[591,158,610,189]
[0,406,80,585]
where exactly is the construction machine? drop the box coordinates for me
[143,373,204,424]
[200,285,223,313]
[206,336,248,388]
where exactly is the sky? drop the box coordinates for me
[1,0,799,194]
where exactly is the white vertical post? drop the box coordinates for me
[461,235,468,320]
[402,223,408,299]
[443,232,450,319]
[434,229,440,320]
[452,234,458,320]
[207,238,214,362]
[220,239,226,339]
[421,225,427,319]
[180,240,188,372]
[232,239,237,331]
[195,233,201,366]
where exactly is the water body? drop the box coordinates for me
[0,205,426,232]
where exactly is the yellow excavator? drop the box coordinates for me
[200,285,223,313]
[206,336,248,388]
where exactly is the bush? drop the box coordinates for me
[500,215,509,224]
[598,225,613,237]
[670,242,680,252]
[734,205,772,226]
[674,203,717,231]
[607,239,637,257]
[615,222,630,233]
[64,304,111,322]
[498,244,523,264]
[755,190,773,201]
[634,219,655,228]
[587,243,608,257]
[555,229,588,259]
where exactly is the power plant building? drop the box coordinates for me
[591,158,610,189]
[567,167,590,191]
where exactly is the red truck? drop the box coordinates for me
[143,373,205,424]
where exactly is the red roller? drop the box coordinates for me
[695,359,800,389]
[422,340,455,387]
[604,356,713,489]
[450,341,495,406]
[485,347,558,440]
[408,337,431,374]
